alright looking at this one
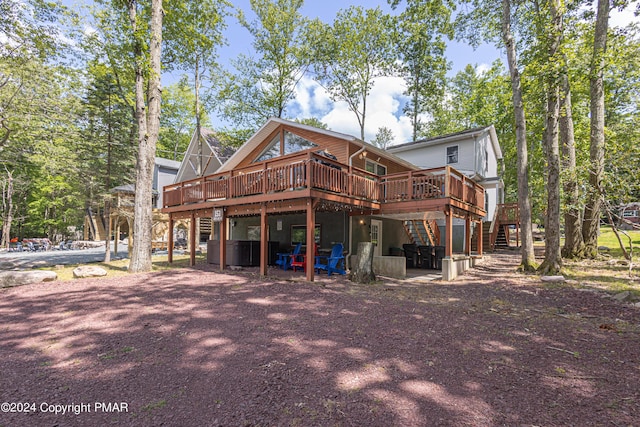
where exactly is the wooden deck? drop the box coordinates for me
[163,151,485,217]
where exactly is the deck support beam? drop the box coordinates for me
[168,215,174,263]
[477,219,483,256]
[219,210,227,272]
[306,200,315,282]
[260,204,268,277]
[465,215,471,256]
[189,212,196,266]
[445,206,453,257]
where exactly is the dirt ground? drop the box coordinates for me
[1,253,639,427]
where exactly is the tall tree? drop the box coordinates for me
[538,0,563,274]
[128,0,164,273]
[215,0,309,130]
[389,0,453,141]
[371,126,395,149]
[501,0,536,271]
[582,0,610,258]
[310,6,396,140]
[163,0,228,173]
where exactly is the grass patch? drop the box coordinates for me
[597,226,640,261]
[142,399,167,412]
[40,253,207,282]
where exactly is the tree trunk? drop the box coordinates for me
[560,72,584,258]
[350,241,375,284]
[129,0,163,273]
[104,199,111,262]
[1,170,14,249]
[582,0,609,258]
[538,0,563,275]
[501,0,536,271]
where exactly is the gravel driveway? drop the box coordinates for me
[1,253,638,426]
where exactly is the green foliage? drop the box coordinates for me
[309,6,396,140]
[214,0,309,130]
[391,0,454,140]
[371,126,395,149]
[158,78,202,161]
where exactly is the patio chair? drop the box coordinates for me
[314,243,346,276]
[403,243,419,268]
[290,243,318,272]
[275,243,301,271]
[417,245,433,269]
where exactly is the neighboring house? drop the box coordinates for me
[85,157,180,252]
[387,126,504,220]
[163,118,487,281]
[155,157,182,209]
[619,203,640,229]
[175,127,235,183]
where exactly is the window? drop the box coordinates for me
[365,159,387,176]
[291,224,321,246]
[283,131,317,155]
[622,210,638,218]
[255,134,280,162]
[254,131,318,163]
[446,146,458,164]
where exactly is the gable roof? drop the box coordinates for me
[175,127,236,182]
[217,117,418,173]
[388,125,503,160]
[155,157,181,170]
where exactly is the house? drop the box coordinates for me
[387,126,503,220]
[173,127,236,244]
[163,118,487,281]
[387,126,508,252]
[85,157,180,254]
[175,127,235,183]
[619,203,640,230]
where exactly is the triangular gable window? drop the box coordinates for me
[283,131,317,155]
[253,130,318,163]
[255,134,281,162]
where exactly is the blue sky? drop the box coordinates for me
[68,0,637,145]
[210,0,505,144]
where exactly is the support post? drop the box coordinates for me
[219,212,227,271]
[168,215,174,263]
[478,220,483,256]
[260,204,268,277]
[189,212,196,266]
[445,206,452,257]
[465,215,471,256]
[114,218,119,257]
[306,200,315,282]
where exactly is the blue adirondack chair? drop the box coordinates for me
[275,243,302,271]
[314,243,346,276]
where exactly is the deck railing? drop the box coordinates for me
[163,152,485,212]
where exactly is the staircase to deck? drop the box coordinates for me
[484,203,520,251]
[404,219,440,246]
[85,208,106,241]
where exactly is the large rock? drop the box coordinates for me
[0,271,58,288]
[541,275,565,283]
[73,265,108,278]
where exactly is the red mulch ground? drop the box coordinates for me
[1,253,639,427]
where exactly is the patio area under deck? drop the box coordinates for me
[162,150,486,281]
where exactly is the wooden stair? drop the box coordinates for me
[84,208,106,241]
[404,220,440,246]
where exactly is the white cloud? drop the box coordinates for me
[610,5,638,28]
[291,74,414,145]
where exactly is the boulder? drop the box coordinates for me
[612,291,631,302]
[541,275,565,283]
[73,265,108,278]
[0,271,57,288]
